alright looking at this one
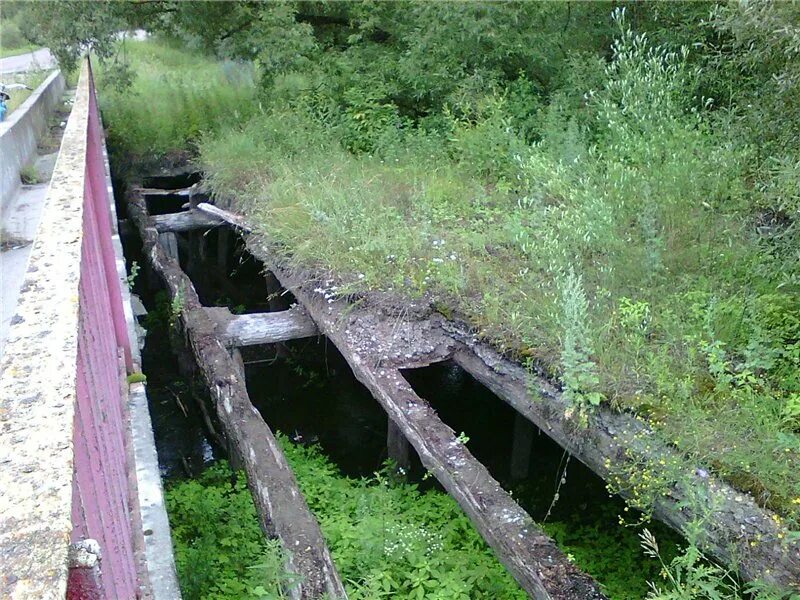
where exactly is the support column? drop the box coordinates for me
[510,413,534,481]
[387,418,411,471]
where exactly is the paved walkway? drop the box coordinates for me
[0,48,54,74]
[0,153,57,357]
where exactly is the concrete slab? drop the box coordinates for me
[0,182,49,358]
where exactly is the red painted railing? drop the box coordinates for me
[69,60,139,600]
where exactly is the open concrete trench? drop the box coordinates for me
[117,167,799,598]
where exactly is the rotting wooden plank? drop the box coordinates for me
[451,345,800,590]
[197,202,250,231]
[253,245,607,600]
[152,209,224,233]
[136,185,203,198]
[125,191,347,600]
[205,306,319,347]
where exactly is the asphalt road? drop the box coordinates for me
[0,48,55,74]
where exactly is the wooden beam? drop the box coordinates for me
[126,191,347,600]
[452,346,800,590]
[136,183,207,199]
[256,248,607,600]
[205,306,319,347]
[152,210,224,233]
[197,202,250,231]
[137,186,195,197]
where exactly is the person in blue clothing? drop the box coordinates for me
[0,90,9,122]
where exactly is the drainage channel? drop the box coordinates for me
[119,173,694,599]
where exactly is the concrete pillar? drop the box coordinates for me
[510,413,534,481]
[387,418,411,472]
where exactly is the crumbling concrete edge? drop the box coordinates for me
[102,142,181,598]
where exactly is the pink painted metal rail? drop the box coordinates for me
[0,59,144,599]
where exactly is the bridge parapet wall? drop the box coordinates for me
[0,69,66,208]
[0,59,145,599]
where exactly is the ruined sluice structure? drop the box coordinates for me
[1,59,798,600]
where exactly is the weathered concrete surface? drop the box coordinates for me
[0,58,151,600]
[0,180,50,357]
[0,49,55,74]
[0,63,89,600]
[0,70,65,208]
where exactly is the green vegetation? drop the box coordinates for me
[165,448,524,599]
[18,164,41,185]
[285,440,525,599]
[169,443,679,600]
[165,462,295,599]
[0,1,40,58]
[96,41,256,171]
[42,1,799,594]
[196,6,800,529]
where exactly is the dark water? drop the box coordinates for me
[403,362,610,519]
[177,227,274,313]
[243,338,390,478]
[141,326,218,479]
[122,225,219,480]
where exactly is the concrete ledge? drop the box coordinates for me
[102,139,181,599]
[0,65,88,600]
[0,70,66,208]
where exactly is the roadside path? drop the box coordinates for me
[0,154,58,357]
[0,48,54,74]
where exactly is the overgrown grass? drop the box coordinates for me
[113,16,800,571]
[96,40,257,171]
[0,44,39,59]
[166,462,295,599]
[198,29,800,528]
[166,447,526,600]
[168,443,685,600]
[284,440,526,599]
